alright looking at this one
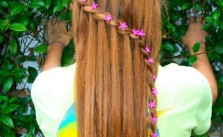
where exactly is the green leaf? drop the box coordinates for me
[60,11,72,22]
[3,77,13,92]
[9,38,18,56]
[9,23,27,32]
[163,42,175,51]
[192,42,201,53]
[216,0,223,8]
[181,3,192,10]
[202,23,211,31]
[0,19,10,32]
[9,97,18,103]
[28,67,38,83]
[167,23,176,33]
[0,1,8,7]
[205,16,214,24]
[0,115,14,128]
[0,70,11,77]
[194,3,202,11]
[4,131,15,137]
[0,95,7,103]
[9,5,25,17]
[215,42,223,54]
[19,17,30,27]
[212,9,221,21]
[61,0,70,7]
[53,5,64,13]
[44,0,51,9]
[34,44,48,54]
[0,104,19,114]
[188,56,197,66]
[29,0,44,8]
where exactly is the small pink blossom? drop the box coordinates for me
[119,22,128,30]
[132,29,139,35]
[153,75,156,81]
[151,133,158,137]
[145,46,151,53]
[91,2,98,10]
[148,101,156,109]
[81,0,87,2]
[137,29,146,37]
[152,88,158,96]
[151,116,157,124]
[147,57,154,64]
[105,14,112,22]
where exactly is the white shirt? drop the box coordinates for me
[31,63,212,137]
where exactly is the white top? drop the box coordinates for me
[31,63,212,137]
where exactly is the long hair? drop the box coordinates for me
[71,0,162,136]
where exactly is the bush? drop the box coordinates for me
[0,0,222,136]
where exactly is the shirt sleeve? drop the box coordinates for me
[31,64,75,137]
[194,75,212,135]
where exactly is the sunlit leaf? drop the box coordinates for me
[163,42,176,51]
[9,38,18,56]
[10,5,25,17]
[0,115,14,128]
[34,44,47,54]
[3,77,13,92]
[29,0,44,8]
[9,23,26,32]
[44,0,51,9]
[212,9,221,20]
[53,5,64,13]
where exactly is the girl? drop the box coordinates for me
[31,0,217,136]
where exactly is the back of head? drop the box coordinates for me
[71,0,162,136]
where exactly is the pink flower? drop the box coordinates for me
[153,75,156,81]
[145,46,151,53]
[91,2,98,10]
[119,22,128,30]
[148,101,156,109]
[147,57,154,64]
[82,0,87,2]
[137,30,146,37]
[151,116,157,124]
[151,133,158,137]
[105,14,112,22]
[152,88,158,96]
[132,29,139,35]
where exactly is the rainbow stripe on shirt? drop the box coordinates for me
[57,104,172,137]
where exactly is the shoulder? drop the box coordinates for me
[156,63,212,136]
[158,63,210,88]
[31,64,76,136]
[157,63,212,101]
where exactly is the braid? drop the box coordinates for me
[74,0,161,136]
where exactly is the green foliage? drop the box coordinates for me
[0,0,222,136]
[0,0,72,136]
[161,0,223,135]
